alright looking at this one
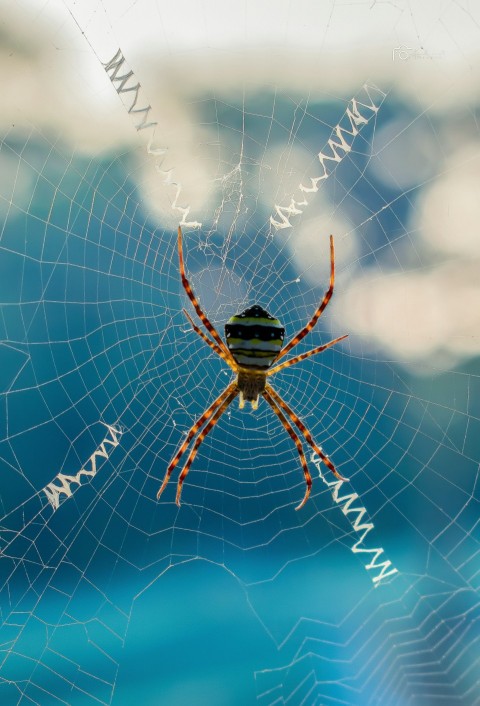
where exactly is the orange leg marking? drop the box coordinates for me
[268,334,348,376]
[157,382,237,501]
[266,384,348,483]
[177,226,234,363]
[263,388,312,510]
[276,234,335,362]
[175,387,238,505]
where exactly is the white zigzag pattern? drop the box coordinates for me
[270,83,386,230]
[103,48,201,230]
[43,423,123,511]
[311,452,398,586]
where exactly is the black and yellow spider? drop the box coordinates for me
[157,226,348,510]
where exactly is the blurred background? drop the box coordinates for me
[0,0,479,704]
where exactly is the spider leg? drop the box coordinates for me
[177,226,234,363]
[276,234,335,362]
[268,334,348,376]
[157,381,237,501]
[183,309,237,370]
[175,387,238,505]
[265,383,348,482]
[262,387,312,510]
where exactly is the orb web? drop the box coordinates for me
[1,1,479,705]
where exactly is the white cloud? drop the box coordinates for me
[419,146,480,258]
[339,260,480,368]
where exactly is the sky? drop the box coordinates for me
[2,0,480,371]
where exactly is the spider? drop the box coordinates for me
[157,226,348,510]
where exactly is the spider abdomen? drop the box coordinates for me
[225,304,285,370]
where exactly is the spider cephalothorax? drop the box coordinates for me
[157,226,348,510]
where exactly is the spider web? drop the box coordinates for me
[1,1,480,704]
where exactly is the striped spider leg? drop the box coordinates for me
[157,227,348,509]
[157,381,238,505]
[274,235,336,362]
[263,384,348,509]
[176,226,236,367]
[157,228,238,505]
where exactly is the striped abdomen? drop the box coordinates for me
[225,304,285,370]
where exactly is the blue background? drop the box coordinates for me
[0,91,479,705]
